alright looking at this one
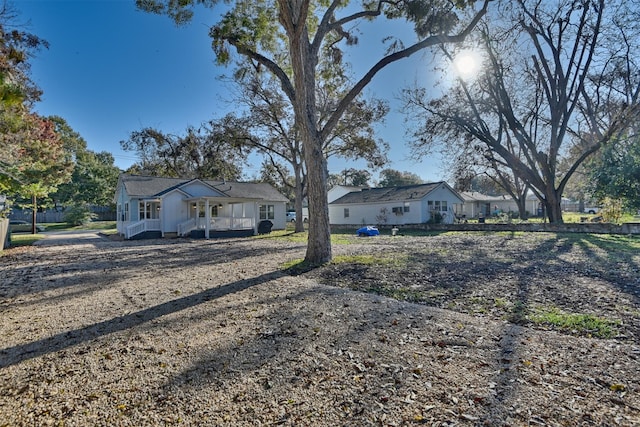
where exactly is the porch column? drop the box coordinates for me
[205,199,210,239]
[253,202,259,235]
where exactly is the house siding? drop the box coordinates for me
[329,183,464,226]
[162,192,186,233]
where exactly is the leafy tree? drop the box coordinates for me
[221,67,387,232]
[50,116,121,208]
[329,168,371,188]
[588,135,640,212]
[121,121,247,180]
[256,159,295,203]
[0,2,48,198]
[377,169,424,187]
[403,0,640,223]
[138,0,489,264]
[4,114,74,232]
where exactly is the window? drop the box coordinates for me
[344,208,350,218]
[392,206,403,215]
[124,203,129,221]
[259,204,275,220]
[404,203,410,213]
[434,201,441,212]
[441,201,448,212]
[211,205,219,217]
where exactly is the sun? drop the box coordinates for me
[453,51,481,80]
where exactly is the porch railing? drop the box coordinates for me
[210,217,254,231]
[125,219,161,239]
[177,218,197,236]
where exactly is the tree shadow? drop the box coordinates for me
[0,238,302,303]
[0,269,284,369]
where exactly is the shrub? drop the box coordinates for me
[63,205,97,226]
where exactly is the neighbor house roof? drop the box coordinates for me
[330,182,463,204]
[116,174,289,202]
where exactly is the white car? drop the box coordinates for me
[584,207,599,214]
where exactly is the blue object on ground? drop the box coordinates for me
[356,226,380,236]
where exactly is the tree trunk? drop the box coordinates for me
[304,140,331,264]
[282,1,332,265]
[31,195,37,235]
[293,165,305,233]
[515,197,528,220]
[545,190,564,224]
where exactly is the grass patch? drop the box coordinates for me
[529,306,619,338]
[256,230,357,245]
[9,233,46,247]
[43,221,116,231]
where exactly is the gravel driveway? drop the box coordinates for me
[1,232,639,426]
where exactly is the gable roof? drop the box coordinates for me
[117,174,289,202]
[331,182,463,204]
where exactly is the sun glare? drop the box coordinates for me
[453,51,481,80]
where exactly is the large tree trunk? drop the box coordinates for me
[545,189,564,224]
[515,197,528,220]
[282,1,332,264]
[303,139,331,264]
[293,165,305,233]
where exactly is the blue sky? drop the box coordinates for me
[18,0,448,183]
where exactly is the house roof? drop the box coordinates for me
[330,182,463,204]
[460,191,515,202]
[117,174,289,202]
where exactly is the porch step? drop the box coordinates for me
[129,230,162,240]
[190,229,254,239]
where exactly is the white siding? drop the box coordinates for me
[330,201,420,226]
[162,192,188,233]
[329,184,464,226]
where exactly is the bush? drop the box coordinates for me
[63,205,97,226]
[600,198,623,223]
[427,210,443,224]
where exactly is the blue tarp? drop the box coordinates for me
[356,226,380,236]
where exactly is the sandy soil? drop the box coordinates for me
[0,232,639,426]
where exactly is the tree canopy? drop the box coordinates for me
[378,169,424,187]
[403,0,640,223]
[138,0,489,263]
[588,135,640,212]
[121,122,247,180]
[50,116,120,208]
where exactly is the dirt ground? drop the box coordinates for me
[1,231,639,426]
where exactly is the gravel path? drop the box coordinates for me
[1,232,639,426]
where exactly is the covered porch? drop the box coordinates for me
[176,197,257,238]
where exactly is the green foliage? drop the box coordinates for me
[121,123,246,179]
[427,210,443,224]
[599,197,623,223]
[3,115,74,206]
[49,116,120,207]
[529,307,618,338]
[378,169,424,187]
[589,136,640,212]
[63,205,97,226]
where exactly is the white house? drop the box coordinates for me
[115,174,289,239]
[329,182,465,226]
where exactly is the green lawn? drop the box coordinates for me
[43,221,116,231]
